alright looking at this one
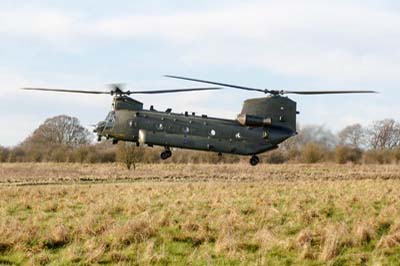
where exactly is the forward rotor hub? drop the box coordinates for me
[266,89,284,95]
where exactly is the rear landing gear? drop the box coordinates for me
[249,155,260,166]
[160,150,172,160]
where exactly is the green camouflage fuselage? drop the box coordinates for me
[97,95,297,156]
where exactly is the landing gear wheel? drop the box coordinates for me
[112,139,119,145]
[97,135,102,142]
[160,150,172,160]
[249,155,260,166]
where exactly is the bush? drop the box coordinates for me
[285,148,301,162]
[363,150,392,164]
[263,150,287,164]
[7,147,26,162]
[392,148,400,164]
[49,146,71,163]
[25,149,44,162]
[334,146,362,164]
[301,143,328,163]
[117,142,140,170]
[95,150,117,163]
[73,146,91,163]
[0,146,9,162]
[141,148,161,163]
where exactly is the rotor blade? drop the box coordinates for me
[128,87,223,94]
[281,90,378,95]
[22,88,110,94]
[165,75,266,93]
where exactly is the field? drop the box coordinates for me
[1,163,400,265]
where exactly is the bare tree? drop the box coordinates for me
[366,119,400,149]
[25,115,92,147]
[117,142,141,170]
[338,123,365,148]
[282,125,337,151]
[279,124,337,162]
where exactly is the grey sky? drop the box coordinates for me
[0,0,399,147]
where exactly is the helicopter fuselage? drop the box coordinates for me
[96,96,297,156]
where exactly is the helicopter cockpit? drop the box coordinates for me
[104,111,116,129]
[93,111,115,136]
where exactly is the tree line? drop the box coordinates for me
[0,115,399,166]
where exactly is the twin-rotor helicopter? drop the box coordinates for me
[23,76,376,166]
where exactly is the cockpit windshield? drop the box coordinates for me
[105,111,116,129]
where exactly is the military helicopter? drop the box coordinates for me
[23,76,376,166]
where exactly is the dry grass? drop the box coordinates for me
[320,224,350,261]
[0,162,400,185]
[0,163,400,265]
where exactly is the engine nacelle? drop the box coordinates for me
[236,114,272,127]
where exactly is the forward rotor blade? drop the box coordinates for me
[281,90,378,95]
[165,75,265,93]
[128,87,222,94]
[22,88,110,94]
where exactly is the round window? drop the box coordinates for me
[183,127,190,133]
[157,123,164,130]
[210,129,216,136]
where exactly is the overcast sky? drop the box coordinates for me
[1,0,399,147]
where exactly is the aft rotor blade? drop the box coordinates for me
[281,90,378,95]
[22,88,110,94]
[128,87,222,94]
[165,75,266,93]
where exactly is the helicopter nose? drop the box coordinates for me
[94,121,105,133]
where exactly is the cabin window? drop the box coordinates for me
[210,129,216,136]
[183,126,190,133]
[157,123,164,130]
[235,132,241,139]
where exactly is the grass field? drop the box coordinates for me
[1,163,400,265]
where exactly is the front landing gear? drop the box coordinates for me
[249,155,260,166]
[160,150,172,160]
